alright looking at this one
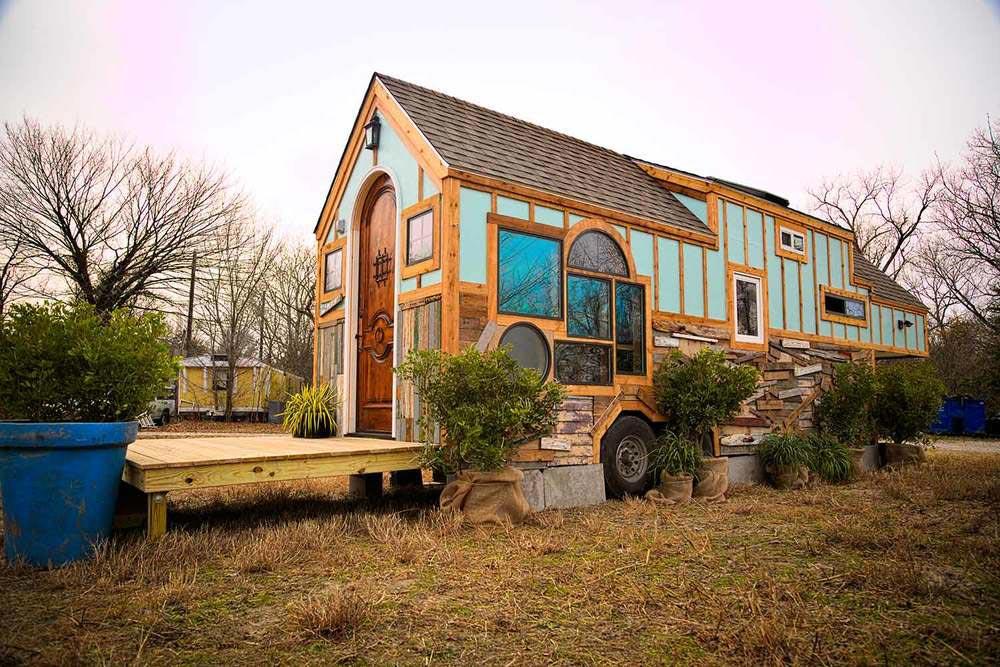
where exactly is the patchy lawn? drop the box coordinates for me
[151,419,285,435]
[1,451,998,665]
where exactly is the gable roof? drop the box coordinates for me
[852,252,925,310]
[375,74,711,236]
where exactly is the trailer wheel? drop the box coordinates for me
[600,415,655,498]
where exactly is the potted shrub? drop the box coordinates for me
[815,361,878,469]
[395,346,566,525]
[647,432,702,504]
[807,432,853,483]
[0,303,176,566]
[875,361,946,468]
[756,432,811,490]
[282,384,339,437]
[652,348,758,502]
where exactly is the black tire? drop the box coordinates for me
[160,410,170,426]
[601,415,655,498]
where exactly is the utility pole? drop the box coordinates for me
[184,252,197,356]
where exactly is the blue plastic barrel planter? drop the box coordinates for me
[0,421,138,566]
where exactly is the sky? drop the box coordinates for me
[1,0,998,244]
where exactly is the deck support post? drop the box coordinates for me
[349,472,384,499]
[147,493,168,540]
[390,469,423,490]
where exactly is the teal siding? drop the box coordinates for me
[423,171,438,198]
[834,322,846,339]
[674,193,708,224]
[683,243,704,317]
[326,146,374,243]
[799,258,816,334]
[746,209,765,269]
[422,269,441,286]
[568,213,586,226]
[829,238,844,288]
[726,202,744,265]
[630,230,654,277]
[706,244,727,320]
[893,309,905,348]
[845,324,859,340]
[880,305,893,346]
[814,232,832,337]
[871,303,882,345]
[497,195,529,219]
[400,277,418,292]
[765,215,784,330]
[375,111,419,210]
[657,237,681,313]
[783,258,801,331]
[613,224,628,239]
[459,187,491,283]
[535,205,563,228]
[916,314,926,351]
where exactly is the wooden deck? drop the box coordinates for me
[121,435,423,538]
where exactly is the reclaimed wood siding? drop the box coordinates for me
[395,297,442,442]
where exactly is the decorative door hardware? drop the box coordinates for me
[374,248,392,286]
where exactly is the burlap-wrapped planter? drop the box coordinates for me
[883,442,925,469]
[439,467,531,525]
[766,464,809,490]
[646,473,693,504]
[849,448,866,478]
[693,457,729,502]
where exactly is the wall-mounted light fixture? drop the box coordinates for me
[363,114,381,150]
[897,319,914,330]
[335,218,346,235]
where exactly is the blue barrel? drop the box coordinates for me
[0,422,137,566]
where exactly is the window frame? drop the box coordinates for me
[731,268,765,347]
[496,224,565,321]
[322,247,344,294]
[498,321,552,380]
[566,273,613,341]
[820,285,870,326]
[614,280,646,376]
[774,220,809,262]
[399,195,441,279]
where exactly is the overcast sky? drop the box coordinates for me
[1,0,998,244]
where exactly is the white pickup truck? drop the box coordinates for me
[148,388,177,425]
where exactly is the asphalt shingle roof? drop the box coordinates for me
[376,74,711,236]
[852,252,925,310]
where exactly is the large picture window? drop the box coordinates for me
[554,341,612,385]
[733,272,763,344]
[498,229,562,318]
[323,249,343,292]
[615,282,645,374]
[567,275,611,339]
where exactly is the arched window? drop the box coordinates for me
[567,230,629,277]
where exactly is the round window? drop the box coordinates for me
[498,323,551,379]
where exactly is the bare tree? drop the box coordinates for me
[258,243,315,380]
[923,118,1000,335]
[0,225,43,320]
[808,166,939,280]
[0,118,242,315]
[196,212,280,420]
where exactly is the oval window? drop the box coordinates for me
[498,323,551,379]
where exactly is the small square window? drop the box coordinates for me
[780,227,805,254]
[324,249,342,292]
[406,209,434,265]
[824,293,866,321]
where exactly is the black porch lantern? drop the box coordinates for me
[363,114,381,150]
[897,318,914,330]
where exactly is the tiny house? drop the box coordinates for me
[313,74,928,495]
[178,355,304,419]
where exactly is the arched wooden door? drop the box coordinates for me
[355,175,396,434]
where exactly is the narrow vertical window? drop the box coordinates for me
[733,272,763,344]
[324,249,343,292]
[567,275,611,339]
[406,209,433,265]
[615,282,645,374]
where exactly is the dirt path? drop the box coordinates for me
[931,436,1000,454]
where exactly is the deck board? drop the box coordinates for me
[124,435,424,493]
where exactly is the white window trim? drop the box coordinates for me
[733,272,764,344]
[779,226,806,255]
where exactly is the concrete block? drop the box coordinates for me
[861,444,880,470]
[520,469,545,512]
[727,454,766,485]
[543,463,606,509]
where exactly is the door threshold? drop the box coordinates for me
[344,431,395,441]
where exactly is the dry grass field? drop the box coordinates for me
[2,449,998,665]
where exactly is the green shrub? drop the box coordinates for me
[756,432,812,469]
[653,348,759,449]
[874,361,946,445]
[648,431,703,480]
[815,362,878,447]
[282,384,339,437]
[395,346,567,473]
[807,432,853,483]
[0,302,177,422]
